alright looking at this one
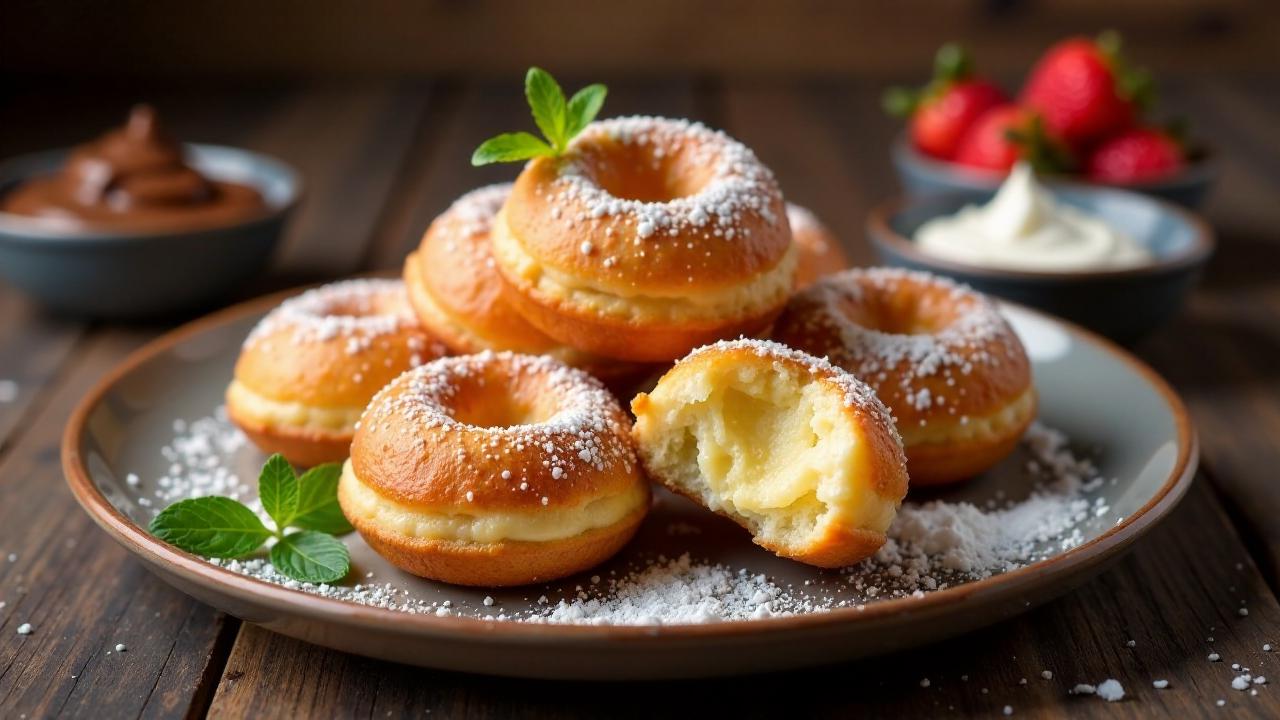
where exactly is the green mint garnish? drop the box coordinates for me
[291,463,354,535]
[269,531,351,583]
[258,453,298,529]
[149,453,352,584]
[471,67,607,166]
[149,496,272,558]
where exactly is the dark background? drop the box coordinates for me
[3,0,1276,81]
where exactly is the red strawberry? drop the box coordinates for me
[953,105,1072,173]
[884,44,1007,160]
[1020,32,1151,149]
[1085,127,1184,184]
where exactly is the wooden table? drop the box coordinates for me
[2,75,1279,718]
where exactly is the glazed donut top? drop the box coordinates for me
[238,279,445,406]
[503,116,792,294]
[773,268,1032,427]
[351,351,639,511]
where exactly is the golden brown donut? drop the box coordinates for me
[404,183,650,385]
[631,339,908,567]
[339,351,650,587]
[226,279,446,467]
[787,203,849,288]
[772,268,1036,486]
[490,116,796,362]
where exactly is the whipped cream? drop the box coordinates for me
[914,163,1149,271]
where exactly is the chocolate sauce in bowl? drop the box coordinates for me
[1,105,267,232]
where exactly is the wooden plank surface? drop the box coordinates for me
[3,75,1280,718]
[1131,77,1280,587]
[0,82,431,718]
[205,480,1280,719]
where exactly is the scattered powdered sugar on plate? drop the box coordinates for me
[528,553,811,625]
[128,406,1119,625]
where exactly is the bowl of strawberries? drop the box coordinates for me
[885,34,1215,208]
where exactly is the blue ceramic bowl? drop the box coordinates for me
[0,144,299,318]
[867,185,1214,343]
[891,135,1217,209]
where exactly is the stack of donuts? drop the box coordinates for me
[227,115,1034,587]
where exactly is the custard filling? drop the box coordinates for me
[635,361,897,545]
[226,380,364,434]
[339,460,647,544]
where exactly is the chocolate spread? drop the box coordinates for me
[1,105,266,232]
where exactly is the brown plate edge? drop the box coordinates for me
[61,285,1199,643]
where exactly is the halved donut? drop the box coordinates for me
[226,279,446,466]
[631,339,908,567]
[490,117,796,362]
[339,352,650,587]
[773,267,1036,485]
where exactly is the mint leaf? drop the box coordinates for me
[526,66,568,150]
[257,453,298,531]
[471,132,554,166]
[150,497,271,558]
[270,531,350,583]
[566,84,607,138]
[292,463,354,534]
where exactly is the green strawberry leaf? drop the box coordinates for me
[291,463,354,534]
[566,83,607,138]
[270,531,350,584]
[257,453,298,531]
[526,67,568,150]
[471,132,554,166]
[150,497,272,558]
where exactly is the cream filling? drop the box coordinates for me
[898,388,1036,447]
[491,209,796,323]
[339,460,646,543]
[635,362,898,546]
[226,380,364,434]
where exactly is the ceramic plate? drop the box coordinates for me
[63,290,1196,680]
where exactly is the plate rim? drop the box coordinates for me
[62,285,1199,641]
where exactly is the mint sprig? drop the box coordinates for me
[472,67,607,166]
[149,454,352,584]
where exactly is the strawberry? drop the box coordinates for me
[1085,127,1184,184]
[884,43,1007,160]
[953,104,1073,173]
[1020,32,1151,149]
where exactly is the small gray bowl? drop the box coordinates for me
[0,144,299,318]
[891,135,1217,209]
[867,186,1214,343]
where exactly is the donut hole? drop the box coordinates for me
[581,139,713,203]
[838,291,961,336]
[444,367,558,429]
[638,360,873,548]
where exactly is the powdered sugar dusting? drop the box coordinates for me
[777,267,1026,416]
[553,116,782,241]
[130,407,1121,625]
[360,351,635,481]
[245,279,421,351]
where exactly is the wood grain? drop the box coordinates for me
[4,74,1280,718]
[0,330,235,719]
[1132,77,1280,588]
[3,1,1278,78]
[204,479,1280,718]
